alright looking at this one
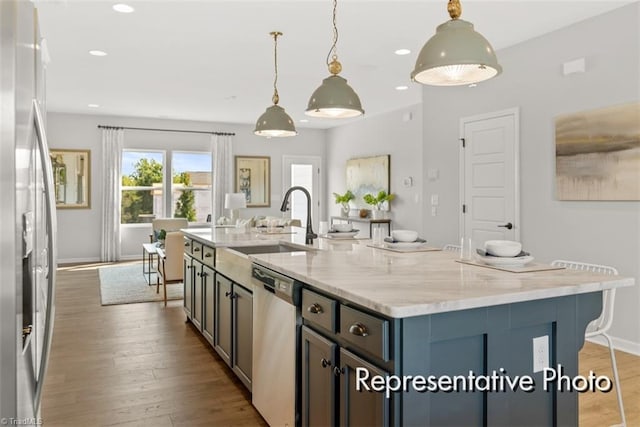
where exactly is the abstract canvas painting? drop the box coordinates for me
[346,155,390,209]
[555,103,640,200]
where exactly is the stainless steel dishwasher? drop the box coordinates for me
[251,263,301,427]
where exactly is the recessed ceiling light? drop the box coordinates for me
[89,50,107,57]
[395,85,409,91]
[395,49,411,56]
[112,4,135,13]
[299,119,309,123]
[88,104,99,108]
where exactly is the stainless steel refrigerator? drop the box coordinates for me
[1,0,57,421]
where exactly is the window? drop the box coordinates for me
[171,152,212,222]
[121,150,164,224]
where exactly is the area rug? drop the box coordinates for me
[98,262,183,306]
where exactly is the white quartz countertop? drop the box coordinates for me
[183,227,634,319]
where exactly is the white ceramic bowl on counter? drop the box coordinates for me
[391,230,419,242]
[484,240,522,257]
[331,223,353,232]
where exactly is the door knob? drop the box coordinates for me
[498,222,513,230]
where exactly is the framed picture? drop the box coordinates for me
[49,149,91,209]
[234,156,270,207]
[555,102,640,200]
[346,155,390,209]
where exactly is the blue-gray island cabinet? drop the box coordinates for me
[301,286,601,426]
[180,228,632,426]
[400,293,600,426]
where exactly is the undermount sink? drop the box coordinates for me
[228,244,311,255]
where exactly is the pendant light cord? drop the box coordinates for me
[270,31,282,105]
[326,0,339,66]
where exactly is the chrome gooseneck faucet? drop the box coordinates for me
[280,186,317,244]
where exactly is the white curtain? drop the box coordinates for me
[211,134,233,221]
[101,128,124,262]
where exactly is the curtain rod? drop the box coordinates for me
[97,125,235,136]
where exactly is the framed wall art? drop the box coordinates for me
[555,103,639,200]
[49,149,91,209]
[234,155,270,207]
[346,154,390,209]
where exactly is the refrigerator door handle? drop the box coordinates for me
[31,98,57,411]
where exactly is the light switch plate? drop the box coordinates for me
[430,194,439,206]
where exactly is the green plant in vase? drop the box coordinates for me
[157,229,167,247]
[333,190,355,217]
[363,190,395,219]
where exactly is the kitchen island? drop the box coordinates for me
[182,227,634,426]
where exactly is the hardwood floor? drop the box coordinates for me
[43,263,639,426]
[42,263,267,427]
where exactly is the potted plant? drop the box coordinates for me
[363,190,395,219]
[157,229,167,247]
[333,190,355,217]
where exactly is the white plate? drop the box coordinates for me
[476,254,534,267]
[384,241,428,249]
[326,230,359,239]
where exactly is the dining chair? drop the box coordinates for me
[550,259,625,427]
[442,244,461,253]
[156,231,184,307]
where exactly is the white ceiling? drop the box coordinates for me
[36,0,632,130]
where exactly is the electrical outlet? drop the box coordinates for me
[430,194,439,206]
[533,335,549,373]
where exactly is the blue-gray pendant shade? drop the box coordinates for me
[254,104,297,137]
[411,2,501,86]
[305,75,364,119]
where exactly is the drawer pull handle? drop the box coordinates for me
[320,358,331,368]
[307,303,324,314]
[185,242,190,247]
[348,322,369,337]
[204,252,212,258]
[194,247,200,252]
[225,291,232,297]
[333,366,344,376]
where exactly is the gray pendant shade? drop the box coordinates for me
[411,18,501,86]
[254,104,297,137]
[305,75,364,119]
[255,31,297,138]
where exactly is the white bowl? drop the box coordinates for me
[331,223,353,232]
[484,240,522,257]
[391,230,418,242]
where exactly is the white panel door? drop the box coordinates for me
[282,155,321,230]
[460,108,520,246]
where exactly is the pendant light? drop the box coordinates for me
[255,31,297,138]
[411,0,502,86]
[305,0,363,119]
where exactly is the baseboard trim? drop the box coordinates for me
[587,336,640,356]
[58,255,140,265]
[58,257,101,265]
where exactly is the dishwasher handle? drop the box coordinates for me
[263,284,276,294]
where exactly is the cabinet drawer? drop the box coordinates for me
[302,289,337,333]
[339,305,389,362]
[201,245,215,267]
[191,241,203,259]
[184,237,194,254]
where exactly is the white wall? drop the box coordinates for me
[47,112,326,262]
[421,3,640,351]
[326,104,424,236]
